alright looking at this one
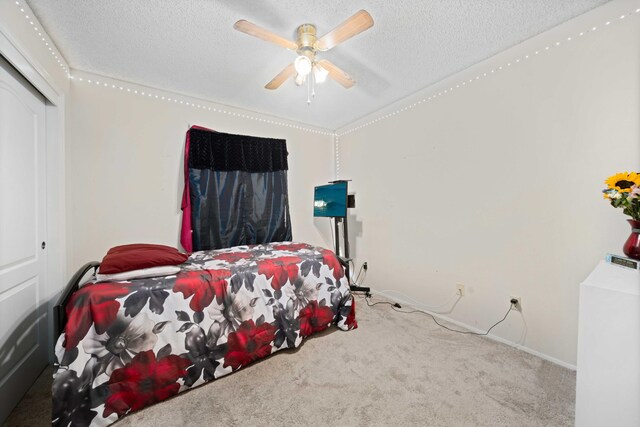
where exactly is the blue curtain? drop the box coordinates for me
[187,128,292,251]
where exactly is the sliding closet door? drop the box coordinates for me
[0,56,48,422]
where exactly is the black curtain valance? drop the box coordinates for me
[188,128,288,172]
[182,126,292,251]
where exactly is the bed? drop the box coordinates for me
[52,241,357,427]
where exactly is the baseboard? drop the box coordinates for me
[372,289,577,371]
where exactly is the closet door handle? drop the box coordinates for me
[41,241,46,250]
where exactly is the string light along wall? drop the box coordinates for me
[12,1,332,136]
[332,4,640,178]
[14,0,640,172]
[69,72,333,135]
[13,1,69,76]
[334,133,340,179]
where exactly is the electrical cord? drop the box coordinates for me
[357,267,366,285]
[365,294,515,336]
[350,261,365,286]
[364,298,400,308]
[329,218,335,251]
[327,218,366,286]
[374,289,460,312]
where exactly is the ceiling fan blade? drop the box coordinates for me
[265,63,296,90]
[234,20,298,51]
[317,60,355,88]
[314,10,374,51]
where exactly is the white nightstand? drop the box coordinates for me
[575,260,639,427]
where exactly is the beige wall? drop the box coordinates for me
[66,72,335,271]
[336,0,640,367]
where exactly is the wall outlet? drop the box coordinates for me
[510,296,522,312]
[456,284,465,296]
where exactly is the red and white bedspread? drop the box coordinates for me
[52,242,357,427]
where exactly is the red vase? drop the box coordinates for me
[623,219,640,260]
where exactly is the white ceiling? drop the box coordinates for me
[26,0,609,129]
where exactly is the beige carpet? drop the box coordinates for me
[4,296,575,427]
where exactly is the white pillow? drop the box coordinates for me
[96,265,181,282]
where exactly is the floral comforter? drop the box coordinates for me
[52,242,357,427]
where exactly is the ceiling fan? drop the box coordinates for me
[233,10,374,96]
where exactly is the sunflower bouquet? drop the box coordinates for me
[603,172,640,221]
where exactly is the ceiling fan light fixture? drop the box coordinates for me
[313,64,328,84]
[294,55,312,76]
[234,10,374,98]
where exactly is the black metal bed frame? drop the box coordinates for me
[53,261,100,339]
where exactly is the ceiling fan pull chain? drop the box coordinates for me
[307,74,311,105]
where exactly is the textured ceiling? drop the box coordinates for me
[26,0,610,129]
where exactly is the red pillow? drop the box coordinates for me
[99,243,189,274]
